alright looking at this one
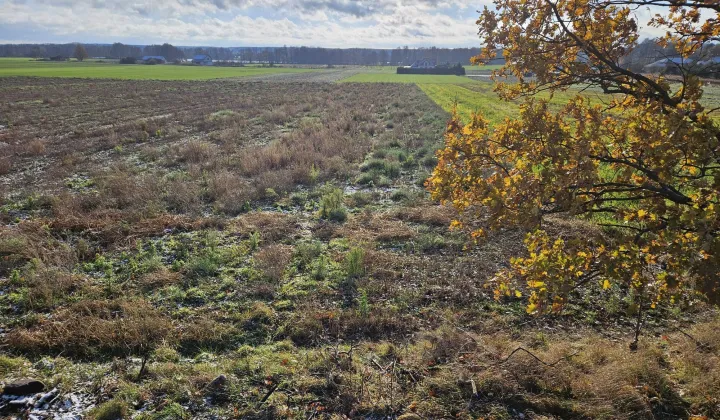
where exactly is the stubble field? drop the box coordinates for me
[0,75,718,419]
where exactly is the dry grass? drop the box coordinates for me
[232,212,300,243]
[8,299,172,359]
[254,244,294,282]
[1,77,717,419]
[25,139,46,156]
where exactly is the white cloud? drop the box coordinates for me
[4,0,693,48]
[0,0,489,46]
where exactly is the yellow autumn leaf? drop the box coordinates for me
[603,279,611,290]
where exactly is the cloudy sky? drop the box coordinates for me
[0,0,673,48]
[0,0,493,48]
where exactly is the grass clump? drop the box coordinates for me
[88,399,129,420]
[319,186,347,223]
[345,247,366,278]
[136,402,189,420]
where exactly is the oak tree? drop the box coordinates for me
[428,0,720,326]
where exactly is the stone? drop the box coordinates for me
[2,379,45,396]
[207,375,228,403]
[208,375,227,391]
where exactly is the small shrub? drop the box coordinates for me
[360,159,387,172]
[356,172,377,186]
[312,255,330,280]
[319,187,347,222]
[422,154,438,168]
[26,139,46,156]
[385,161,401,179]
[248,231,261,251]
[0,158,11,175]
[401,155,416,169]
[391,189,411,202]
[309,164,321,185]
[357,289,370,317]
[153,344,180,363]
[295,241,323,268]
[345,247,365,278]
[186,248,222,278]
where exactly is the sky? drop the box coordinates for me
[0,0,678,48]
[0,0,492,48]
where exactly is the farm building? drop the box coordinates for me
[192,54,213,66]
[698,56,720,68]
[643,57,692,74]
[139,56,166,64]
[397,60,465,76]
[410,58,437,69]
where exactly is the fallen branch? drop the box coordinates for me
[672,326,714,353]
[499,347,579,367]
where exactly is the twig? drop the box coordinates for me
[672,326,714,353]
[259,383,279,404]
[498,346,579,367]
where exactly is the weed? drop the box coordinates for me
[248,231,261,251]
[312,255,330,280]
[345,247,366,278]
[295,241,324,268]
[358,289,370,317]
[186,247,222,279]
[309,163,321,185]
[319,186,347,222]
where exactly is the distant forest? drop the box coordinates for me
[0,42,491,66]
[4,40,717,68]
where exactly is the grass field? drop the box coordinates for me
[418,83,516,123]
[1,71,719,419]
[340,72,478,84]
[419,80,720,124]
[0,58,319,80]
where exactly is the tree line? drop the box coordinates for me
[0,42,489,65]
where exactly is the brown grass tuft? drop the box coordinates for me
[7,299,172,359]
[254,244,294,281]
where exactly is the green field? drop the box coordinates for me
[340,73,478,84]
[465,64,504,71]
[420,81,720,124]
[418,82,584,124]
[0,58,319,80]
[419,83,516,124]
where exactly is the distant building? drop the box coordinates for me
[139,56,166,64]
[643,57,692,74]
[697,57,720,67]
[192,54,213,66]
[409,58,436,69]
[697,57,720,78]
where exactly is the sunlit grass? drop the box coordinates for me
[0,57,319,80]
